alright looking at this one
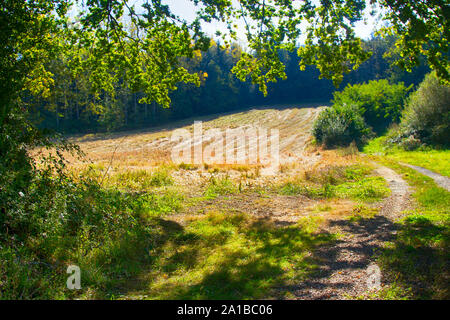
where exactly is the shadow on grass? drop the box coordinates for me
[118,212,448,300]
[287,213,449,300]
[121,214,337,300]
[377,215,450,299]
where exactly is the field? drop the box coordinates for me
[28,104,449,300]
[4,0,450,303]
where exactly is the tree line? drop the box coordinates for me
[28,36,429,134]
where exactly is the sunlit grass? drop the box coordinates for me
[277,164,390,203]
[347,204,379,223]
[364,137,450,177]
[125,211,337,300]
[204,176,239,199]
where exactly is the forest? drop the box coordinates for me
[0,0,449,302]
[31,35,429,133]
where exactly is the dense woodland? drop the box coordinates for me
[29,36,429,133]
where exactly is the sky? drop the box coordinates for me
[73,0,382,47]
[158,0,382,45]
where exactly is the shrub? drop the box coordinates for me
[313,104,372,148]
[393,71,450,147]
[0,143,176,298]
[333,79,411,134]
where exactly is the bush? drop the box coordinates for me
[313,104,372,148]
[393,71,450,147]
[0,141,177,298]
[333,79,411,134]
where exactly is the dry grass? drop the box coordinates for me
[35,105,378,226]
[55,106,327,171]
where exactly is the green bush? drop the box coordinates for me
[333,79,411,134]
[313,104,372,148]
[0,141,180,298]
[392,71,450,147]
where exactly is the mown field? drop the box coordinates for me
[8,105,448,300]
[67,106,448,300]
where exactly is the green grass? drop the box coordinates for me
[0,176,184,299]
[111,168,174,190]
[204,176,239,199]
[347,204,379,223]
[124,211,337,300]
[364,137,450,177]
[334,176,390,202]
[372,157,449,299]
[132,190,184,218]
[178,163,199,171]
[278,164,390,203]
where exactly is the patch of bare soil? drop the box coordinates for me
[284,164,412,300]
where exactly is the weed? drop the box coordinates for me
[204,176,238,199]
[179,163,199,171]
[278,164,387,202]
[347,205,379,222]
[149,169,174,187]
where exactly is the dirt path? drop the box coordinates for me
[289,164,411,299]
[400,163,450,191]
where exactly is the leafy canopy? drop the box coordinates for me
[1,0,449,115]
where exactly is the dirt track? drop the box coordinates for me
[289,164,411,299]
[400,163,450,191]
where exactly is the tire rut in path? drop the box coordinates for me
[288,164,411,300]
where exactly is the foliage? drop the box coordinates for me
[332,79,411,134]
[26,32,428,135]
[3,1,449,127]
[392,72,450,147]
[0,156,183,299]
[313,104,372,148]
[378,0,450,85]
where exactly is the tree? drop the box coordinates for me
[394,71,450,147]
[332,79,412,134]
[3,1,449,123]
